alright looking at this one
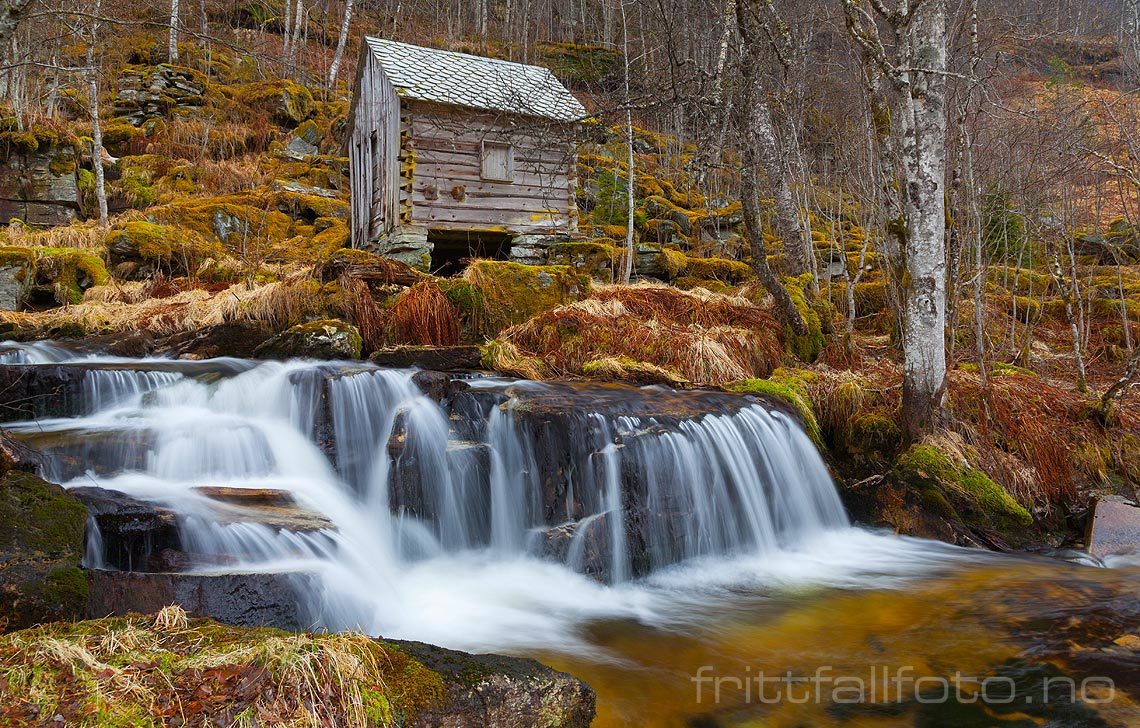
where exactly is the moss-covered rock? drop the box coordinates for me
[253,318,362,360]
[105,220,225,279]
[461,260,591,337]
[0,245,109,307]
[0,469,88,631]
[727,369,822,446]
[893,443,1033,532]
[0,614,595,727]
[226,79,315,125]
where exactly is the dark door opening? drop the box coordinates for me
[428,230,513,276]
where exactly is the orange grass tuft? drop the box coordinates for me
[387,280,460,346]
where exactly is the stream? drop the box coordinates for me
[2,340,1137,727]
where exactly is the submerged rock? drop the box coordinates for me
[253,319,363,360]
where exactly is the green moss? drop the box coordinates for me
[226,80,315,125]
[991,361,1037,378]
[436,278,484,316]
[23,248,110,304]
[685,256,753,284]
[40,566,89,605]
[48,152,77,176]
[727,371,822,446]
[852,280,887,315]
[783,273,828,363]
[893,443,1033,530]
[548,240,622,283]
[0,470,87,555]
[0,245,37,268]
[105,220,224,276]
[462,260,591,337]
[958,469,1033,528]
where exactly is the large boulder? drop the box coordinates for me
[105,220,224,279]
[0,123,81,226]
[253,319,363,360]
[0,467,88,631]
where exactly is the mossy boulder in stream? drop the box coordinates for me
[253,318,363,360]
[0,466,88,631]
[0,612,595,726]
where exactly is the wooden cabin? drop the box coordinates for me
[348,38,586,272]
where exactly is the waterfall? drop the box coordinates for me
[4,345,852,640]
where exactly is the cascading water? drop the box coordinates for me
[4,345,967,653]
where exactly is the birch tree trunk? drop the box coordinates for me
[898,2,949,439]
[843,0,949,440]
[168,0,180,62]
[327,0,354,91]
[1123,0,1140,83]
[619,0,635,284]
[738,18,807,335]
[88,0,109,229]
[736,0,809,276]
[289,0,304,73]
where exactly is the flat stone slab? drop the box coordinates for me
[1086,497,1140,559]
[370,345,483,371]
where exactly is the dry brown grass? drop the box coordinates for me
[951,370,1080,509]
[338,276,387,352]
[0,613,429,727]
[387,280,460,346]
[1,274,329,338]
[493,284,782,386]
[2,219,107,249]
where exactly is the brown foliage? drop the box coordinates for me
[387,281,460,346]
[495,284,782,385]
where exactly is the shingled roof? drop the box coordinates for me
[363,37,587,122]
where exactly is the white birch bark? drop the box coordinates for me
[168,0,180,62]
[1124,0,1140,83]
[620,0,635,284]
[843,0,949,440]
[88,0,109,229]
[327,0,354,91]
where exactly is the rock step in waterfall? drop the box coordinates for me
[2,344,847,631]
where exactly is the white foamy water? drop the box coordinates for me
[3,348,1001,655]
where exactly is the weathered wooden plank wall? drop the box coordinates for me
[403,101,577,235]
[349,51,399,246]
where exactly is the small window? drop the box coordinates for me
[481,141,514,182]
